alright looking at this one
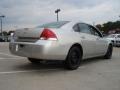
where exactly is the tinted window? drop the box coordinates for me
[89,26,102,37]
[78,23,92,34]
[73,24,80,32]
[37,21,69,28]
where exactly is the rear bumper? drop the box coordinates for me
[9,41,67,60]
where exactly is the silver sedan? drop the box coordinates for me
[9,21,113,70]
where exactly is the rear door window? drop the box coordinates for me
[78,23,92,34]
[73,24,80,32]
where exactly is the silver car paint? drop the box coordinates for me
[9,21,110,60]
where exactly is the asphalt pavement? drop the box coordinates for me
[0,43,120,90]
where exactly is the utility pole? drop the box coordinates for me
[55,9,61,22]
[0,15,5,37]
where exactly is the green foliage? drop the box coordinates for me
[96,21,120,34]
[2,31,8,36]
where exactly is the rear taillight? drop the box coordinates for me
[40,28,57,40]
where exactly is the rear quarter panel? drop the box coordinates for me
[52,26,83,59]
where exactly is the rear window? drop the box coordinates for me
[37,21,69,28]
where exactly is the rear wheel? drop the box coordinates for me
[65,46,82,70]
[104,44,113,59]
[28,58,42,64]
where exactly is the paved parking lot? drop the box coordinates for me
[0,43,120,90]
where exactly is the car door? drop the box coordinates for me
[77,23,97,58]
[89,25,107,55]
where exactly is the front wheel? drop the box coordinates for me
[104,44,113,59]
[65,46,82,70]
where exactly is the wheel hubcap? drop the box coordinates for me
[71,50,80,65]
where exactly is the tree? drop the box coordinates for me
[2,31,8,36]
[7,31,15,35]
[96,20,120,34]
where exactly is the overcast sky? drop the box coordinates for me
[0,0,120,30]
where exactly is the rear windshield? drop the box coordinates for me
[37,21,69,28]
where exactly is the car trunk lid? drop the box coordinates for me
[14,28,44,42]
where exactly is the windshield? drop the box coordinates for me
[37,21,69,28]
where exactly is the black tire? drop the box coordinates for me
[28,58,41,64]
[104,44,113,59]
[65,46,82,70]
